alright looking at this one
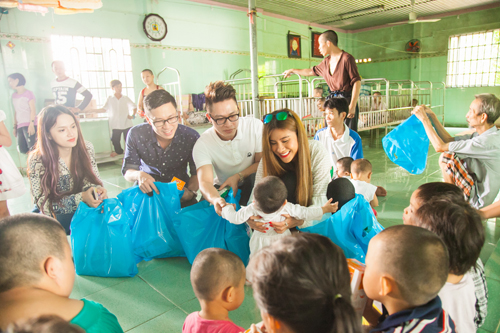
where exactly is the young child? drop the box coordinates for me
[137,69,163,118]
[363,225,456,332]
[102,80,137,157]
[7,73,37,154]
[183,248,246,333]
[414,200,485,333]
[350,159,378,208]
[221,176,338,258]
[336,156,353,179]
[326,177,355,210]
[0,213,123,333]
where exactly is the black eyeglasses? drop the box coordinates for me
[263,111,291,124]
[152,116,179,128]
[211,113,239,125]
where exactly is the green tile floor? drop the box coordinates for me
[7,128,500,332]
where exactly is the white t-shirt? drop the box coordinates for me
[103,95,135,130]
[439,272,476,333]
[192,116,263,185]
[350,179,377,203]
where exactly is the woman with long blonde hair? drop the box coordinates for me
[247,109,331,233]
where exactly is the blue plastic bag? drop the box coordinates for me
[70,198,137,277]
[301,194,384,263]
[175,189,251,265]
[382,115,429,174]
[118,182,185,260]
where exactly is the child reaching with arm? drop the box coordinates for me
[221,176,338,259]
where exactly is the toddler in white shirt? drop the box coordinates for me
[222,176,338,259]
[350,159,379,208]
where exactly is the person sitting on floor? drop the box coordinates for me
[183,248,246,333]
[363,225,456,332]
[0,213,123,333]
[412,93,500,208]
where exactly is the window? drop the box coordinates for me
[446,30,500,88]
[50,35,135,107]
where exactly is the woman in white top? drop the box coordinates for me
[247,109,331,233]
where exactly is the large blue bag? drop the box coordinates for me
[70,198,137,277]
[382,115,429,174]
[175,189,251,265]
[301,194,384,263]
[118,182,185,260]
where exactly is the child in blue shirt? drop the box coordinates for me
[363,225,456,333]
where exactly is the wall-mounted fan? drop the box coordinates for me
[405,39,421,53]
[390,0,441,26]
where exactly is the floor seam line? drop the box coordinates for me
[137,275,190,311]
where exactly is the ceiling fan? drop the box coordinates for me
[389,0,441,25]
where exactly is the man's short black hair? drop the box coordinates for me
[375,225,449,306]
[324,97,349,117]
[7,73,26,87]
[0,214,66,293]
[143,89,177,113]
[321,30,338,46]
[336,157,353,174]
[253,176,288,214]
[141,69,154,75]
[191,248,245,301]
[327,177,355,210]
[415,200,485,276]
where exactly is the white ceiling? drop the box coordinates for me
[196,0,500,31]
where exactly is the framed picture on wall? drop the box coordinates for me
[287,34,301,58]
[311,31,322,58]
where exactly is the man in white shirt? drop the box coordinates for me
[51,61,92,114]
[193,81,263,215]
[102,80,137,156]
[412,93,500,208]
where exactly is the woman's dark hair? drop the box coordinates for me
[414,200,485,276]
[415,182,465,204]
[250,233,361,333]
[8,73,26,87]
[324,97,349,117]
[28,105,102,216]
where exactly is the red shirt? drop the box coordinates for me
[183,312,245,333]
[312,51,361,92]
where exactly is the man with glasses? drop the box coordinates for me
[193,81,263,214]
[122,90,200,207]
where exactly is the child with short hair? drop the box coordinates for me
[137,69,163,118]
[363,225,456,332]
[414,200,485,333]
[222,176,338,258]
[336,156,353,178]
[6,315,84,333]
[327,177,355,210]
[350,159,378,208]
[102,79,137,157]
[0,213,123,333]
[183,248,246,333]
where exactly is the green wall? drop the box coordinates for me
[1,0,500,168]
[352,7,500,126]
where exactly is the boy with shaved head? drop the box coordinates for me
[183,248,246,333]
[0,214,123,332]
[363,225,456,333]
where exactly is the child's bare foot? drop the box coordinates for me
[110,152,118,157]
[376,186,387,197]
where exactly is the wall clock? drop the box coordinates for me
[143,13,167,42]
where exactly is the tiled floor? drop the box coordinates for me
[7,128,500,332]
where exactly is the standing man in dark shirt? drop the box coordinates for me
[50,61,93,114]
[283,30,361,132]
[122,90,200,207]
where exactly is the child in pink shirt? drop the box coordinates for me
[183,248,245,333]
